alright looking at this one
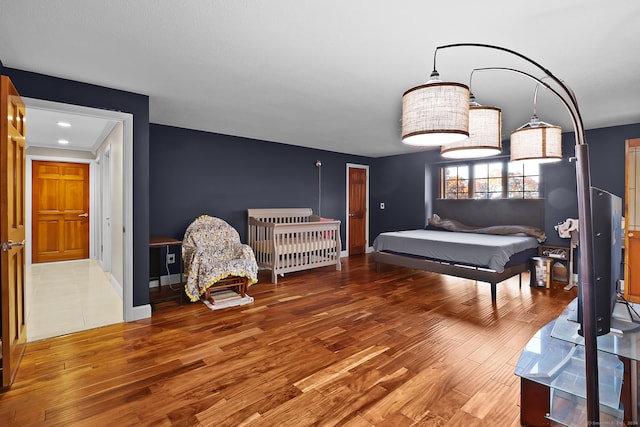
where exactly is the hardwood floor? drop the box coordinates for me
[0,254,576,426]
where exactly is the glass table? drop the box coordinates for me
[515,298,640,426]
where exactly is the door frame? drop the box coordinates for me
[345,163,370,256]
[22,97,143,322]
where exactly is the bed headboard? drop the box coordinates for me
[433,199,545,229]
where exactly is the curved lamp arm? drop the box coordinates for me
[471,67,580,135]
[434,43,585,140]
[433,43,598,424]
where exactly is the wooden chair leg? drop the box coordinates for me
[239,278,248,297]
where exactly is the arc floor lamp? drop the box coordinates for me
[401,43,598,423]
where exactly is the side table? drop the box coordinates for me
[149,234,184,309]
[539,245,573,289]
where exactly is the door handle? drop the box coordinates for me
[78,213,89,217]
[630,232,634,238]
[1,240,25,251]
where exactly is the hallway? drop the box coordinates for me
[26,259,123,342]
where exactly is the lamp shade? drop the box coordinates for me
[441,105,502,158]
[402,81,470,146]
[510,120,562,163]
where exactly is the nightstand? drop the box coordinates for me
[539,245,572,287]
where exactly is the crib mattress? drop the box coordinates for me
[253,237,338,256]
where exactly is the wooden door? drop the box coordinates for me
[624,138,640,303]
[348,166,367,255]
[0,75,27,389]
[32,161,90,263]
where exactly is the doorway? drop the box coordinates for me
[346,164,369,256]
[23,97,138,340]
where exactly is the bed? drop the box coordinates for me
[373,199,546,302]
[247,208,342,284]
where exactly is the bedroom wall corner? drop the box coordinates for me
[369,149,440,240]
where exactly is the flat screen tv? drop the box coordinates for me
[576,187,623,336]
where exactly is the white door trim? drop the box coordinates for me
[23,97,145,322]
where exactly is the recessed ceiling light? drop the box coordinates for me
[58,139,69,145]
[57,121,71,128]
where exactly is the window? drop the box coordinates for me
[473,162,503,199]
[441,161,540,199]
[443,165,469,199]
[508,162,540,199]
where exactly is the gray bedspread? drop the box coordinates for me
[372,229,539,273]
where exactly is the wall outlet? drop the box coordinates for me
[167,253,175,264]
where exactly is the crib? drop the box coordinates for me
[247,208,342,284]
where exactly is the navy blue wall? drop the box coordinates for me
[369,149,440,237]
[0,67,152,307]
[541,124,639,246]
[149,124,370,247]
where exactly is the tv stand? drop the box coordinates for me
[515,299,639,426]
[609,300,640,334]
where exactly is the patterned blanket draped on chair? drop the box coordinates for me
[182,215,258,302]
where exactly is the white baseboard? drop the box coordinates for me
[110,275,123,299]
[340,246,375,257]
[128,304,152,321]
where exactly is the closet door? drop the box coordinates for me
[624,138,640,303]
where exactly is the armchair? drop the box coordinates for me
[182,215,258,302]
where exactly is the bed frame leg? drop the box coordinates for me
[519,273,522,289]
[491,283,497,302]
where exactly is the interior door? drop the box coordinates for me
[100,149,111,272]
[32,161,90,263]
[624,138,640,303]
[0,75,27,389]
[348,166,367,255]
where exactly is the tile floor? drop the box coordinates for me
[26,259,123,342]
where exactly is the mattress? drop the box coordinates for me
[372,229,539,273]
[253,238,338,256]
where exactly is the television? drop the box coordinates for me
[576,187,623,336]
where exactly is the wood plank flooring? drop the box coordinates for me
[0,254,577,426]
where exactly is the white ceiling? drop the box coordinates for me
[1,1,639,157]
[25,106,117,152]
